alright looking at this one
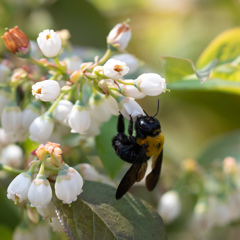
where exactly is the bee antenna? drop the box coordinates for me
[153,99,159,118]
[143,109,149,116]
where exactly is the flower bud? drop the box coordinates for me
[55,165,83,204]
[68,100,91,134]
[37,29,62,58]
[118,97,145,121]
[1,144,23,168]
[1,104,22,133]
[69,70,82,83]
[53,99,73,126]
[28,174,52,208]
[7,172,32,202]
[107,22,132,51]
[32,80,61,102]
[29,114,54,143]
[103,59,129,79]
[135,73,166,96]
[158,190,181,223]
[1,26,30,57]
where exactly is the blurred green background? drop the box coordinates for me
[1,0,240,239]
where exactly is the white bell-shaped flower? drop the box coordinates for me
[68,100,91,134]
[78,163,102,181]
[29,114,54,143]
[158,190,181,223]
[119,97,145,121]
[105,96,119,116]
[37,29,62,58]
[120,80,145,99]
[89,94,112,124]
[21,101,41,130]
[28,174,52,208]
[103,59,129,79]
[32,80,61,102]
[112,54,139,74]
[83,116,100,137]
[1,144,23,168]
[1,104,22,133]
[7,172,32,202]
[0,63,10,83]
[135,73,166,96]
[55,165,83,204]
[36,201,56,219]
[107,22,132,51]
[53,99,73,126]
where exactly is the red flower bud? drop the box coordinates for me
[1,26,30,57]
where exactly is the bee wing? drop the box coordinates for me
[116,148,147,200]
[145,149,163,191]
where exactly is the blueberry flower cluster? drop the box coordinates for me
[0,21,166,145]
[0,21,167,236]
[7,142,83,207]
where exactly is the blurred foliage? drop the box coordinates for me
[1,0,240,239]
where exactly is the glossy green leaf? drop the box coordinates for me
[95,116,124,179]
[167,78,240,94]
[162,56,217,83]
[53,181,167,240]
[196,28,240,68]
[197,130,240,165]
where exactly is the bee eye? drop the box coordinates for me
[139,121,147,129]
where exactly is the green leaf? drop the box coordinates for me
[211,63,240,81]
[95,116,124,179]
[196,28,240,68]
[162,56,217,83]
[197,130,240,165]
[53,181,167,240]
[167,78,240,94]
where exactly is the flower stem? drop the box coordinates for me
[39,153,47,175]
[91,49,112,68]
[51,153,64,169]
[47,92,65,115]
[0,163,24,174]
[115,79,134,85]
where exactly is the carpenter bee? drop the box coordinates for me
[112,104,164,199]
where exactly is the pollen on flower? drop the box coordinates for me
[34,88,42,95]
[114,65,123,73]
[46,34,51,40]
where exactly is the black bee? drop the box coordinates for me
[112,104,164,199]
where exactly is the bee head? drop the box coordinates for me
[135,115,161,138]
[135,100,161,137]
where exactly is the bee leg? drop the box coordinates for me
[117,112,125,133]
[128,115,136,145]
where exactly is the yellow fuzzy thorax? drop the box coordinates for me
[136,132,164,158]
